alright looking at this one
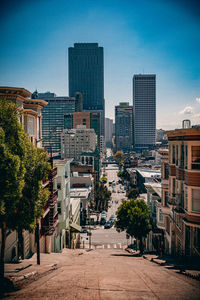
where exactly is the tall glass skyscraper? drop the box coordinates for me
[39,92,77,153]
[133,74,156,150]
[115,102,133,152]
[68,43,105,146]
[68,43,104,110]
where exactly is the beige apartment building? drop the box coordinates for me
[160,128,200,259]
[61,126,97,160]
[0,87,48,261]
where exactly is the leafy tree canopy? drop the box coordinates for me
[113,151,124,165]
[127,188,139,200]
[115,198,151,254]
[94,182,111,212]
[100,176,107,183]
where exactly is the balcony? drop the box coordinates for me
[42,210,59,235]
[168,193,176,205]
[185,171,200,186]
[176,168,185,180]
[49,190,58,208]
[48,167,57,180]
[175,194,185,214]
[169,165,176,176]
[43,190,58,211]
[161,205,171,215]
[191,162,200,170]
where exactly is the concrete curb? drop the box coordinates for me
[144,255,200,281]
[8,263,58,285]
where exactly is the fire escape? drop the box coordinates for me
[41,154,59,236]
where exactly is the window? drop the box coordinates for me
[172,145,175,164]
[180,144,184,168]
[164,191,168,206]
[159,209,164,222]
[172,178,176,196]
[82,118,86,125]
[185,145,188,169]
[192,189,200,212]
[164,163,169,179]
[57,202,61,214]
[191,146,200,170]
[166,217,170,234]
[185,186,188,210]
[176,145,179,166]
[194,228,200,252]
[26,116,35,136]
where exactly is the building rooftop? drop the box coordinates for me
[53,158,73,166]
[70,188,90,198]
[70,198,80,215]
[136,168,161,179]
[166,128,200,140]
[144,182,162,197]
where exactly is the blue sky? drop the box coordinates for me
[0,0,200,129]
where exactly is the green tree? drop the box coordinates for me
[0,100,50,280]
[113,151,124,165]
[94,182,111,213]
[115,199,151,255]
[127,188,139,200]
[117,171,123,178]
[100,176,107,184]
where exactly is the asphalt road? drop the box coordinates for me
[4,161,200,299]
[6,248,200,300]
[81,163,130,249]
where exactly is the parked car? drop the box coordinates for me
[109,215,115,222]
[100,217,106,225]
[101,212,106,218]
[81,226,88,233]
[104,221,112,229]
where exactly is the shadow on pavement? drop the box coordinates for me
[111,253,142,257]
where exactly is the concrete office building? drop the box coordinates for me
[105,118,113,148]
[133,74,156,150]
[68,43,105,147]
[64,111,101,151]
[39,92,82,153]
[61,126,97,160]
[115,102,133,152]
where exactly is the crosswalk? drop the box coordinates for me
[94,243,124,249]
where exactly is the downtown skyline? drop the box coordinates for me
[0,0,200,129]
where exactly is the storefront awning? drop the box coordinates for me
[70,222,82,232]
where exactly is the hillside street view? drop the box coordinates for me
[1,1,200,299]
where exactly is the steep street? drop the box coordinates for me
[4,162,200,299]
[4,248,200,299]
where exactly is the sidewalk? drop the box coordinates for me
[2,249,82,295]
[125,247,200,281]
[140,252,200,281]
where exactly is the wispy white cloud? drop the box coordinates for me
[179,106,194,115]
[196,98,200,104]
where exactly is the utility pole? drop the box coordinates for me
[35,223,40,265]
